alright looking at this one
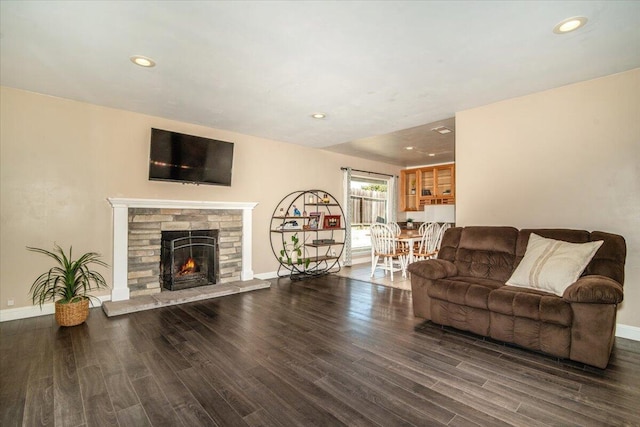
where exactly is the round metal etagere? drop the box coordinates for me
[269,189,345,280]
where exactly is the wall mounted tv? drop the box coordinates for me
[149,128,234,186]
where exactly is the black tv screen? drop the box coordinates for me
[149,128,234,186]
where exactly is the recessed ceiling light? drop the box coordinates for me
[311,113,326,119]
[428,153,436,157]
[130,55,156,67]
[432,126,453,135]
[405,146,415,150]
[553,16,588,34]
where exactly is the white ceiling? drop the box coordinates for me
[1,1,639,166]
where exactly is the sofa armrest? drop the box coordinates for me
[407,259,457,280]
[563,275,624,304]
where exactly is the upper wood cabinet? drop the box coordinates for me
[400,163,455,211]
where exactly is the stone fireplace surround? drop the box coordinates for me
[107,198,257,302]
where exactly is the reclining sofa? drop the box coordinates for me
[407,226,626,368]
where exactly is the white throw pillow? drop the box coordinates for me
[506,233,603,296]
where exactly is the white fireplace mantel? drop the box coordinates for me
[107,198,258,302]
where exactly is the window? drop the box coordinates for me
[350,177,389,251]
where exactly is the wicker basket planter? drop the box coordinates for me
[55,298,90,327]
[28,244,108,327]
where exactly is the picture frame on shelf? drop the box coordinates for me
[308,212,322,230]
[323,215,341,229]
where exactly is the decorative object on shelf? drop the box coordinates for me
[27,244,109,326]
[323,215,341,229]
[278,233,311,268]
[422,189,431,196]
[308,212,322,230]
[270,190,344,280]
[312,239,335,245]
[279,220,302,230]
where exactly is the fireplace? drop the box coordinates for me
[160,230,219,291]
[107,198,257,302]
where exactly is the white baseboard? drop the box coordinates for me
[0,295,111,322]
[349,256,371,266]
[254,271,278,280]
[616,324,640,341]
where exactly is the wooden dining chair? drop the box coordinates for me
[414,222,440,260]
[436,223,452,249]
[418,221,434,236]
[388,221,410,253]
[370,224,408,281]
[415,223,452,260]
[388,222,401,236]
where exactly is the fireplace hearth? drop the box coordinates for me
[160,230,219,291]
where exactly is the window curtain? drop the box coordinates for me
[342,167,353,266]
[388,175,398,224]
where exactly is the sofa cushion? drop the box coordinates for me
[488,286,572,327]
[506,234,603,296]
[432,300,491,337]
[586,231,626,284]
[454,227,518,282]
[428,276,503,310]
[563,275,624,304]
[490,312,571,358]
[407,259,457,280]
[437,227,462,263]
[515,229,591,268]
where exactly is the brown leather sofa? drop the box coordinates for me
[407,226,626,368]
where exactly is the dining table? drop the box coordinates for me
[368,228,422,278]
[397,229,420,264]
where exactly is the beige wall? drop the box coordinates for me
[456,68,640,328]
[0,86,400,310]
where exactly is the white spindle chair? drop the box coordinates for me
[388,222,402,236]
[414,222,440,260]
[370,224,408,281]
[436,223,452,249]
[415,223,452,260]
[418,221,434,236]
[387,221,410,253]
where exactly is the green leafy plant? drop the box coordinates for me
[361,183,387,192]
[28,244,109,307]
[278,233,311,268]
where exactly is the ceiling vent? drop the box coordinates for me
[431,126,453,135]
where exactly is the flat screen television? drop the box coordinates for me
[149,128,234,186]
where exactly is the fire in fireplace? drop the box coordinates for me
[178,257,197,276]
[160,230,219,291]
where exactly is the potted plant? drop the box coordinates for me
[28,244,109,326]
[406,218,415,229]
[278,233,311,268]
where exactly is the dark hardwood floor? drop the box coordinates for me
[2,275,639,427]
